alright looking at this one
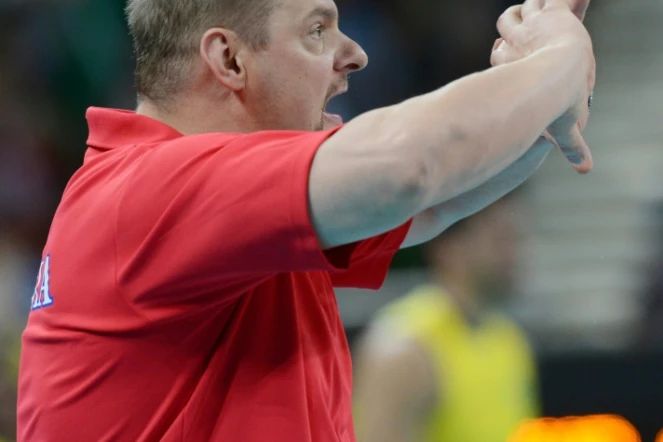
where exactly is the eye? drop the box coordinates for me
[312,23,325,39]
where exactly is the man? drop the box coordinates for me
[353,198,539,442]
[17,0,596,440]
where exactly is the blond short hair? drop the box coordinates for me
[126,0,275,103]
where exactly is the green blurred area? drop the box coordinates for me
[391,247,426,269]
[0,334,19,442]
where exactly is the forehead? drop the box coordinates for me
[273,0,339,23]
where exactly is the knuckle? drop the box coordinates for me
[491,52,505,67]
[496,13,506,28]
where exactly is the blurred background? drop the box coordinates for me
[1,0,662,441]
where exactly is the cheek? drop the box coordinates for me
[298,64,333,103]
[286,48,335,94]
[251,46,335,127]
[263,63,323,103]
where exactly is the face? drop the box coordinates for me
[242,0,368,131]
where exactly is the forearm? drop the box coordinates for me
[390,44,586,209]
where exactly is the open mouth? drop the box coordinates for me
[322,111,343,127]
[322,93,344,127]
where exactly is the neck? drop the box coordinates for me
[434,268,483,327]
[135,92,260,135]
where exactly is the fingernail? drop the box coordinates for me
[568,155,583,165]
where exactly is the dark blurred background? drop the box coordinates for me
[1,1,663,441]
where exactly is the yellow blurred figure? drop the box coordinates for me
[353,199,539,442]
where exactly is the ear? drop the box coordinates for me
[200,28,247,91]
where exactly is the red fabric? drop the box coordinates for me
[18,108,411,442]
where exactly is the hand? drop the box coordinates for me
[490,0,596,174]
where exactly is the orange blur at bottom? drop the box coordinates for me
[656,428,663,442]
[509,415,642,442]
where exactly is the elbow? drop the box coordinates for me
[358,106,434,218]
[353,102,477,219]
[393,92,503,204]
[396,155,430,215]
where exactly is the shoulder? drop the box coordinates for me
[355,316,439,406]
[179,129,338,150]
[374,286,448,335]
[147,129,340,168]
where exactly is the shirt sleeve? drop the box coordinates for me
[328,220,412,290]
[114,128,360,308]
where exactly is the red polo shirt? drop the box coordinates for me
[17,108,411,442]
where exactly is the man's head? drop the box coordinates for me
[126,0,368,132]
[427,198,524,301]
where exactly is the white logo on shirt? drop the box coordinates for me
[31,254,54,311]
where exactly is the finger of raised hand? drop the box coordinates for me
[544,0,589,18]
[550,124,593,173]
[496,5,523,40]
[492,38,504,52]
[490,40,521,67]
[521,0,544,19]
[490,40,507,66]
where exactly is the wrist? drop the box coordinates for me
[540,41,592,103]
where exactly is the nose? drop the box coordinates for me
[334,33,369,74]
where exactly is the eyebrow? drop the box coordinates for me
[306,6,339,24]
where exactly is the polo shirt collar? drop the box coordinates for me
[86,107,183,152]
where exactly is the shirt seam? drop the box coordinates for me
[290,139,323,270]
[290,130,346,272]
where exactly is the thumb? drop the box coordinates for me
[490,40,521,67]
[492,38,504,52]
[490,40,508,67]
